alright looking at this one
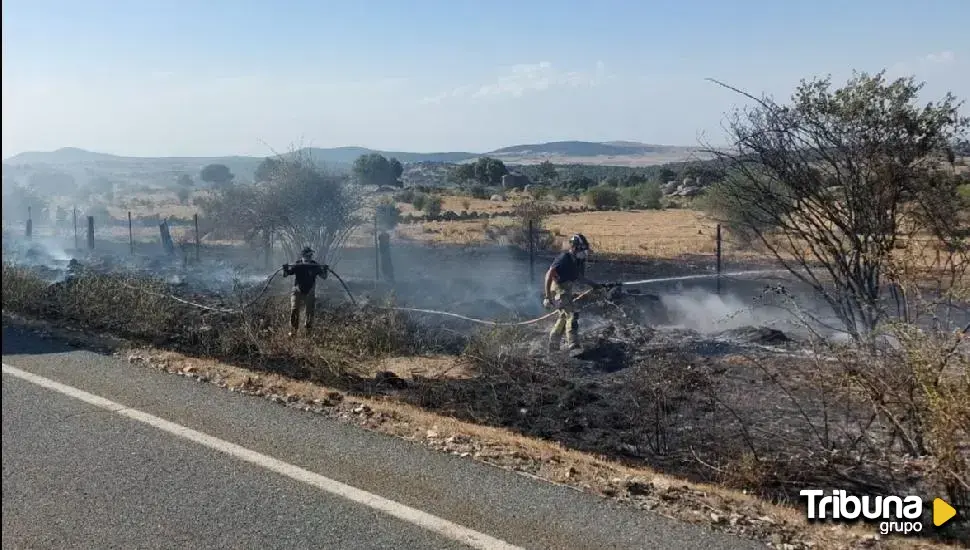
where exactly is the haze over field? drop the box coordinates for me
[3,0,968,160]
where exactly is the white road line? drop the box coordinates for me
[1,363,524,550]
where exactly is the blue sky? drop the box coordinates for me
[2,0,968,158]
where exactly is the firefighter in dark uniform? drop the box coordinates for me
[282,246,329,336]
[543,233,603,351]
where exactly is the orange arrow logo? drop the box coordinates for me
[933,498,957,527]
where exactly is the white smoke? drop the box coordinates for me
[657,285,846,340]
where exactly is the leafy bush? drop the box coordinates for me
[468,185,489,200]
[411,193,428,211]
[958,183,970,202]
[583,186,620,210]
[376,197,401,230]
[620,183,663,209]
[424,196,443,217]
[394,189,415,203]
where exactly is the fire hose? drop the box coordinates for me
[120,265,782,328]
[119,264,615,327]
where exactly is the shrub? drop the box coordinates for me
[411,193,428,211]
[583,186,620,210]
[375,197,401,230]
[958,183,970,202]
[622,182,663,209]
[468,185,489,200]
[394,188,415,203]
[424,195,443,217]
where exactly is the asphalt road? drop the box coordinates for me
[2,324,767,550]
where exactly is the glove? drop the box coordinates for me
[321,264,329,279]
[542,298,553,310]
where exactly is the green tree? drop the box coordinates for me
[353,153,403,187]
[449,163,476,184]
[705,71,968,341]
[537,160,558,183]
[473,157,508,185]
[198,150,362,264]
[176,174,195,187]
[200,164,234,186]
[254,157,282,182]
[656,167,677,183]
[389,158,404,183]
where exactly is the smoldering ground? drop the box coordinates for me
[4,223,969,526]
[5,221,961,353]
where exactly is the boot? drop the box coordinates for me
[566,338,581,352]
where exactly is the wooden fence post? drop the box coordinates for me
[374,212,381,281]
[87,216,95,250]
[528,219,535,284]
[378,232,394,284]
[715,224,722,295]
[159,220,175,255]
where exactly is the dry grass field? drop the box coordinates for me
[395,208,751,260]
[68,181,969,273]
[395,193,585,216]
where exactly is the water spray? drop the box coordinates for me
[619,269,789,287]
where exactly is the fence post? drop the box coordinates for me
[194,213,201,263]
[528,219,535,284]
[87,216,95,250]
[26,206,33,239]
[378,232,394,284]
[374,212,381,281]
[159,220,175,256]
[263,231,271,269]
[128,211,134,255]
[715,223,722,295]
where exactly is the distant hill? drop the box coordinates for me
[2,141,714,182]
[3,146,478,167]
[489,140,696,158]
[4,141,707,166]
[6,147,127,165]
[291,147,478,165]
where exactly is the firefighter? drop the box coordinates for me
[543,233,604,352]
[282,246,329,336]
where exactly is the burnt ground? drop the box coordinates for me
[4,229,969,545]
